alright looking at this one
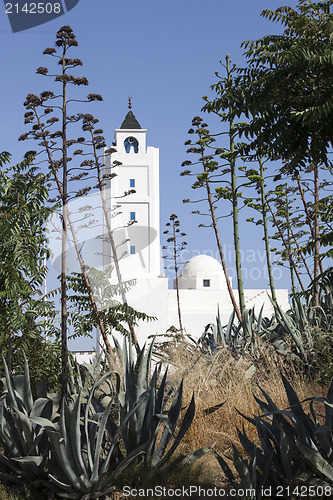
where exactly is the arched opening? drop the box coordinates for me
[124,136,139,153]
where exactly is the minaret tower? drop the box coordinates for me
[103,100,160,279]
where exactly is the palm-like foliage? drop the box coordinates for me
[67,266,154,341]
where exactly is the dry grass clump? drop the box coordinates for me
[156,337,325,459]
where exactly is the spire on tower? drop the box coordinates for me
[120,99,142,129]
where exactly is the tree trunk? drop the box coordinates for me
[289,224,313,281]
[200,141,242,325]
[296,176,324,276]
[286,196,297,297]
[34,113,117,365]
[313,164,320,306]
[7,325,13,374]
[173,222,184,335]
[226,59,246,319]
[230,121,246,317]
[61,50,68,399]
[266,199,305,294]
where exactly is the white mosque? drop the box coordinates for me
[94,106,289,348]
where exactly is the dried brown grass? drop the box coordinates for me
[156,337,325,460]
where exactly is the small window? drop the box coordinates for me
[130,212,136,221]
[203,279,210,288]
[130,179,135,188]
[130,246,136,255]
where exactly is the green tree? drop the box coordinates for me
[66,266,152,342]
[0,151,61,387]
[237,0,333,303]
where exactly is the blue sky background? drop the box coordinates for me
[0,0,304,347]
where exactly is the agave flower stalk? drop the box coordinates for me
[21,27,118,379]
[259,157,277,306]
[163,214,187,335]
[182,117,242,324]
[226,56,246,318]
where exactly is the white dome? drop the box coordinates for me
[180,255,223,278]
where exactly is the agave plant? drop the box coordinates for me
[201,304,296,361]
[215,373,333,499]
[0,355,60,488]
[200,307,244,355]
[30,370,149,499]
[112,336,212,470]
[270,284,333,364]
[0,337,212,497]
[314,284,333,331]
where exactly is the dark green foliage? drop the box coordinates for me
[0,152,55,335]
[7,338,62,394]
[239,0,333,170]
[272,285,333,378]
[31,373,147,499]
[200,305,290,359]
[0,152,60,385]
[215,373,333,498]
[203,2,333,300]
[0,354,149,498]
[238,1,333,294]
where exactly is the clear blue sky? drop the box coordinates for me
[0,0,301,312]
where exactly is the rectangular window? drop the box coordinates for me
[203,279,210,287]
[130,245,135,255]
[130,212,136,221]
[130,179,135,188]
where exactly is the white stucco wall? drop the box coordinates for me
[103,129,160,278]
[109,276,169,346]
[168,288,289,339]
[72,351,97,364]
